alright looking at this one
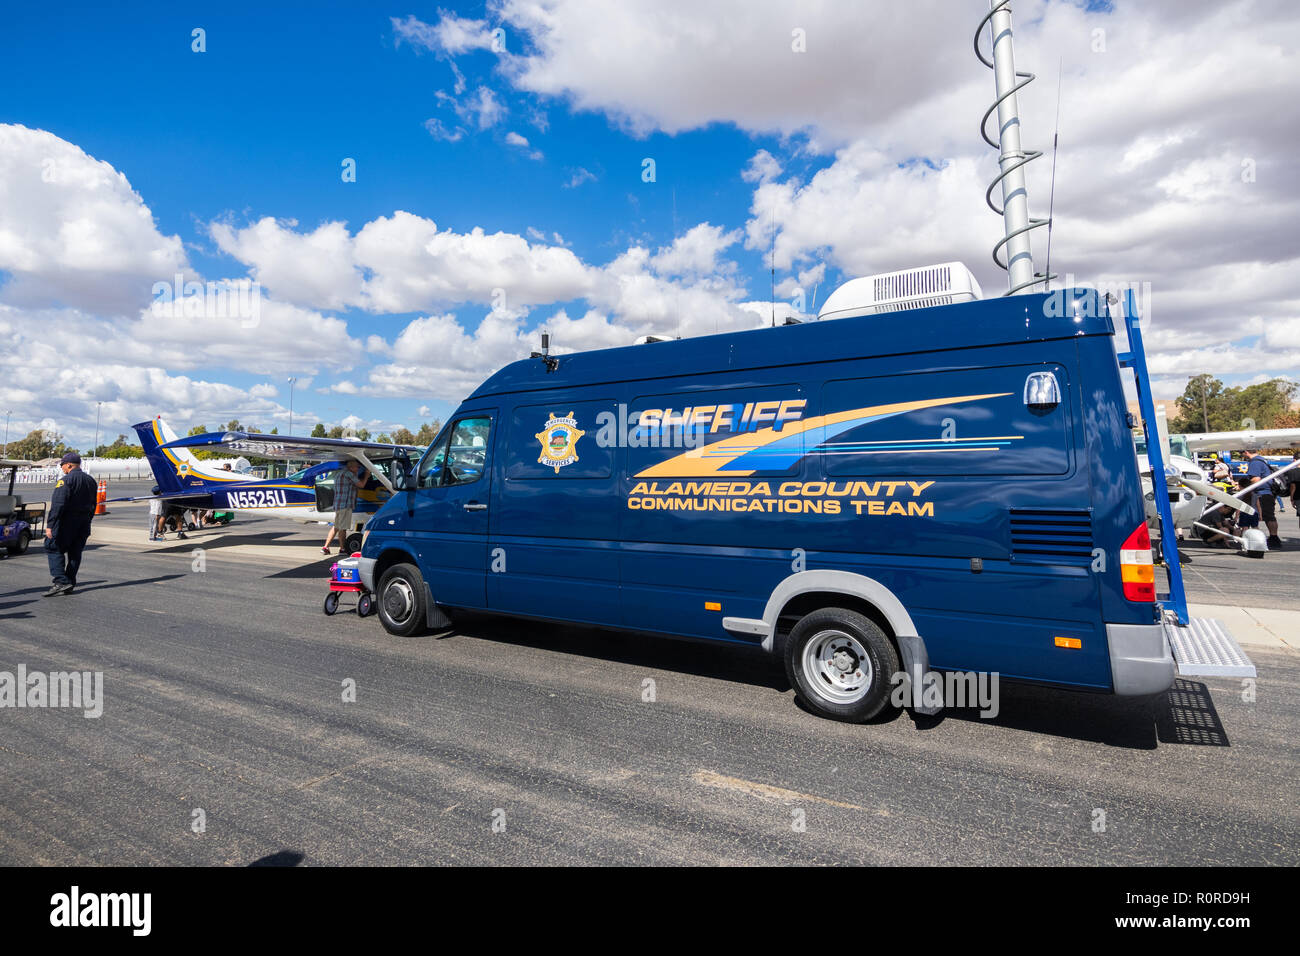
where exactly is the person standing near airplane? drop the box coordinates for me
[1243,449,1282,549]
[43,452,98,596]
[322,459,366,555]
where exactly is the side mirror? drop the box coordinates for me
[393,461,413,491]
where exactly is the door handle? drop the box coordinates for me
[463,502,487,512]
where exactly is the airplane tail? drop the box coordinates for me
[131,417,203,493]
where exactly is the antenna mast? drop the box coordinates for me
[770,206,776,327]
[976,0,1053,295]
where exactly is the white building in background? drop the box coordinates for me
[14,456,251,483]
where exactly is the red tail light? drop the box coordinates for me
[1120,524,1155,602]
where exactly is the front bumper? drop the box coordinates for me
[357,556,378,592]
[1107,621,1177,695]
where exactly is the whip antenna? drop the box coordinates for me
[1044,59,1062,292]
[770,206,776,327]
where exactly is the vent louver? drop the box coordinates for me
[1010,509,1093,563]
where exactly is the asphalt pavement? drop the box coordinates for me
[0,483,1296,865]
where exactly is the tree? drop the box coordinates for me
[8,429,71,461]
[376,432,391,444]
[100,435,143,459]
[391,427,416,446]
[1172,374,1222,432]
[328,425,345,439]
[357,428,371,442]
[414,420,442,446]
[311,423,327,438]
[1171,375,1297,433]
[226,419,242,432]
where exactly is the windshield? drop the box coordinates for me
[1133,433,1192,461]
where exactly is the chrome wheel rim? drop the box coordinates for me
[803,629,873,704]
[383,578,415,627]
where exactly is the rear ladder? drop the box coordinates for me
[1116,289,1256,679]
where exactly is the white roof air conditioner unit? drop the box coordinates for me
[817,261,982,321]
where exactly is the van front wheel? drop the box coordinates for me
[784,608,899,722]
[377,564,428,637]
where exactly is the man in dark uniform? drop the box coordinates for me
[44,451,98,596]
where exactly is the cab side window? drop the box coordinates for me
[417,416,491,488]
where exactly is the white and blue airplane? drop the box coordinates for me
[130,416,423,551]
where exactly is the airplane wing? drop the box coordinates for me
[1182,427,1300,453]
[161,431,424,463]
[161,431,425,493]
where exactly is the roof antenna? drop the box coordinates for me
[976,0,1054,294]
[530,330,558,372]
[1044,58,1062,292]
[770,205,776,327]
[673,187,684,338]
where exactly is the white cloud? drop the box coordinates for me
[742,149,782,184]
[212,211,596,313]
[650,223,741,278]
[481,1,979,142]
[0,124,188,314]
[210,217,361,311]
[505,130,543,160]
[423,118,465,142]
[391,13,494,56]
[564,167,596,188]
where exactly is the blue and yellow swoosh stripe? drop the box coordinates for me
[635,393,1012,478]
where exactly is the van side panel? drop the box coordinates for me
[616,343,1110,687]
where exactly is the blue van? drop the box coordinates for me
[358,285,1186,721]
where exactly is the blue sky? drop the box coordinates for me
[1,1,1296,448]
[2,2,819,440]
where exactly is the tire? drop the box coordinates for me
[344,532,364,554]
[376,563,428,637]
[9,530,30,556]
[357,593,374,617]
[783,607,900,722]
[323,592,339,615]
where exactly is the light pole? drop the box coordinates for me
[93,401,102,460]
[286,377,297,479]
[3,410,10,458]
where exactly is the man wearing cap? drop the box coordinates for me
[44,452,98,596]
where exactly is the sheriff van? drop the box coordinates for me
[357,271,1188,721]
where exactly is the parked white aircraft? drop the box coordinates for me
[1182,426,1300,454]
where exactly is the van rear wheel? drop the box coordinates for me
[784,608,899,722]
[377,564,428,637]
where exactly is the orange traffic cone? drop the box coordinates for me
[95,479,108,515]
